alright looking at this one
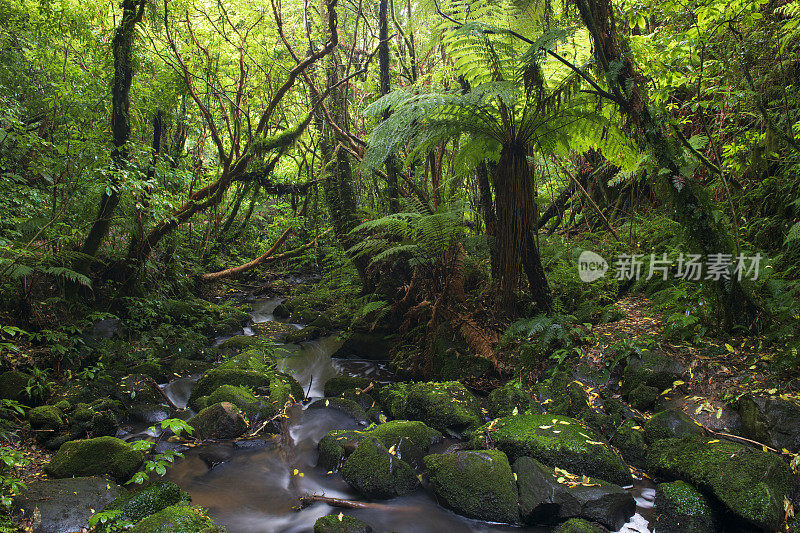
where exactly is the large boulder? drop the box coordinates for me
[643,410,706,444]
[423,450,519,524]
[13,477,122,533]
[383,381,482,436]
[187,369,271,410]
[513,456,634,530]
[28,405,66,431]
[128,503,223,532]
[314,514,374,533]
[738,394,800,452]
[187,402,247,440]
[308,398,369,425]
[340,437,419,499]
[199,384,271,419]
[621,349,684,396]
[469,414,632,486]
[653,481,715,533]
[537,371,590,418]
[646,436,792,530]
[553,519,608,533]
[46,437,144,483]
[609,419,647,470]
[486,382,532,419]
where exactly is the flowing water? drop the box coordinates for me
[157,297,654,533]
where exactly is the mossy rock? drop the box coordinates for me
[187,402,247,440]
[71,406,95,422]
[323,377,373,398]
[268,371,305,407]
[90,409,120,437]
[204,385,271,419]
[46,436,144,483]
[284,326,322,344]
[116,375,163,408]
[273,303,291,318]
[340,437,419,499]
[399,382,482,436]
[654,481,715,533]
[102,480,191,529]
[469,414,631,486]
[538,371,590,418]
[313,514,374,533]
[738,394,800,452]
[621,350,683,396]
[627,384,659,411]
[217,335,263,353]
[128,503,223,533]
[378,383,409,419]
[646,436,791,530]
[486,382,531,419]
[424,450,519,524]
[609,419,646,470]
[317,420,441,472]
[553,518,607,533]
[250,322,298,342]
[643,410,705,444]
[333,332,392,360]
[129,361,168,382]
[28,405,65,430]
[170,358,211,376]
[0,370,46,405]
[308,398,368,425]
[188,369,271,410]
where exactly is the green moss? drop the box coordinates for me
[310,398,367,423]
[313,514,374,533]
[268,372,304,407]
[55,400,71,411]
[469,414,631,486]
[218,335,263,353]
[46,436,144,482]
[340,437,418,498]
[102,481,191,528]
[610,419,647,469]
[324,377,373,398]
[646,437,791,530]
[205,385,267,418]
[28,405,65,429]
[128,503,223,533]
[539,371,590,418]
[553,518,606,533]
[317,430,353,472]
[368,420,442,449]
[424,450,519,524]
[188,369,271,410]
[486,382,531,419]
[0,370,45,405]
[378,383,409,419]
[71,406,95,422]
[171,358,210,376]
[187,402,247,440]
[654,481,715,533]
[643,410,705,444]
[284,326,322,343]
[400,382,482,435]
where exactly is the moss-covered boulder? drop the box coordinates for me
[188,369,271,410]
[394,382,482,436]
[553,519,607,533]
[340,437,419,499]
[128,503,223,533]
[643,410,705,444]
[217,335,263,353]
[285,326,323,343]
[170,358,210,376]
[609,419,646,470]
[46,437,144,482]
[202,384,271,419]
[308,398,369,425]
[653,481,715,533]
[28,405,65,430]
[116,374,164,408]
[646,436,791,530]
[268,371,305,408]
[187,402,247,440]
[486,382,531,419]
[101,480,191,529]
[314,514,374,533]
[738,394,800,452]
[424,450,519,524]
[513,456,634,529]
[538,371,590,418]
[469,414,631,486]
[333,331,392,360]
[621,349,683,396]
[323,377,373,398]
[0,370,44,405]
[627,384,659,411]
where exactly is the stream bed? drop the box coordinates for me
[156,297,654,533]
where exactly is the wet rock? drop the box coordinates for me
[609,419,646,470]
[627,384,659,411]
[513,456,634,530]
[553,519,608,533]
[233,438,271,450]
[89,317,125,340]
[654,481,715,533]
[217,335,263,353]
[127,503,223,532]
[308,398,369,425]
[424,450,519,524]
[383,381,482,436]
[643,410,706,444]
[268,371,305,407]
[198,445,234,469]
[273,303,291,318]
[128,403,175,425]
[201,384,271,419]
[46,436,144,483]
[323,376,373,398]
[340,437,419,499]
[469,414,632,486]
[368,420,443,449]
[738,394,800,452]
[646,436,791,530]
[187,402,247,440]
[486,382,532,419]
[89,409,120,437]
[101,480,190,529]
[13,477,122,533]
[314,514,374,533]
[285,325,323,343]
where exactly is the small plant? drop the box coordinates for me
[126,419,193,485]
[0,445,29,509]
[87,509,133,532]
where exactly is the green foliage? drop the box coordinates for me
[127,419,192,485]
[0,445,28,509]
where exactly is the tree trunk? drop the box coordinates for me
[476,160,500,280]
[379,0,400,213]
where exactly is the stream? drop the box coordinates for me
[155,297,654,533]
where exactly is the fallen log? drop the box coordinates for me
[297,494,416,512]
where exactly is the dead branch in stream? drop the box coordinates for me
[297,494,417,511]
